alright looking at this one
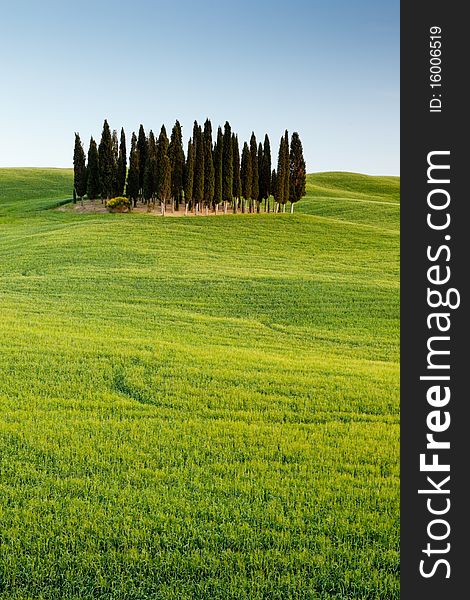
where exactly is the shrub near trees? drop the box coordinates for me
[73,119,306,214]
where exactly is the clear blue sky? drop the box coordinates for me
[0,0,399,174]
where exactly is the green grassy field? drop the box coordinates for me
[0,168,400,599]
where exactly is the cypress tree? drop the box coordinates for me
[257,142,264,207]
[213,126,223,207]
[112,129,119,196]
[289,132,307,212]
[143,130,157,204]
[73,133,87,204]
[203,119,215,209]
[271,169,277,206]
[240,142,252,213]
[137,125,147,198]
[275,135,286,211]
[116,128,127,196]
[183,138,195,209]
[222,121,233,205]
[168,120,185,210]
[126,132,140,207]
[282,130,290,211]
[232,133,241,211]
[156,125,169,202]
[261,134,272,210]
[249,133,258,211]
[160,155,172,205]
[98,119,115,201]
[193,124,204,210]
[86,136,100,200]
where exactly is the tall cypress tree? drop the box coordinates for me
[275,135,286,210]
[289,132,306,212]
[240,142,252,212]
[156,125,169,201]
[232,133,241,211]
[168,120,185,210]
[116,128,127,196]
[112,129,119,196]
[183,138,195,208]
[249,133,258,210]
[143,130,157,204]
[222,121,233,205]
[98,119,114,201]
[213,126,223,207]
[73,133,87,204]
[160,155,172,205]
[257,142,264,206]
[126,132,140,207]
[86,136,100,200]
[203,119,215,209]
[137,125,147,198]
[271,169,277,206]
[261,134,272,209]
[282,130,290,211]
[193,124,204,209]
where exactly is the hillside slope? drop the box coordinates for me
[0,168,400,599]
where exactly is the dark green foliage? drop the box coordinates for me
[289,131,307,204]
[73,133,87,202]
[249,133,258,202]
[275,135,286,206]
[111,129,119,196]
[116,128,127,197]
[271,169,277,203]
[143,131,157,203]
[232,134,241,202]
[183,138,194,206]
[156,125,169,201]
[213,126,223,206]
[257,142,263,203]
[160,155,172,204]
[283,130,290,206]
[168,120,185,209]
[137,125,147,196]
[86,136,100,200]
[240,142,252,203]
[193,123,204,207]
[203,119,215,207]
[261,134,272,201]
[98,120,115,200]
[222,121,233,203]
[126,132,140,206]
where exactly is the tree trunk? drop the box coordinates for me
[290,202,294,213]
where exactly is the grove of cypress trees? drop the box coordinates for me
[240,142,252,213]
[232,133,241,212]
[213,126,223,208]
[169,120,185,210]
[126,132,140,207]
[137,125,147,199]
[193,123,204,211]
[183,137,195,210]
[73,133,87,204]
[86,136,100,200]
[203,119,215,209]
[261,134,271,211]
[222,121,233,208]
[249,133,258,211]
[116,128,127,197]
[289,132,307,212]
[98,119,115,201]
